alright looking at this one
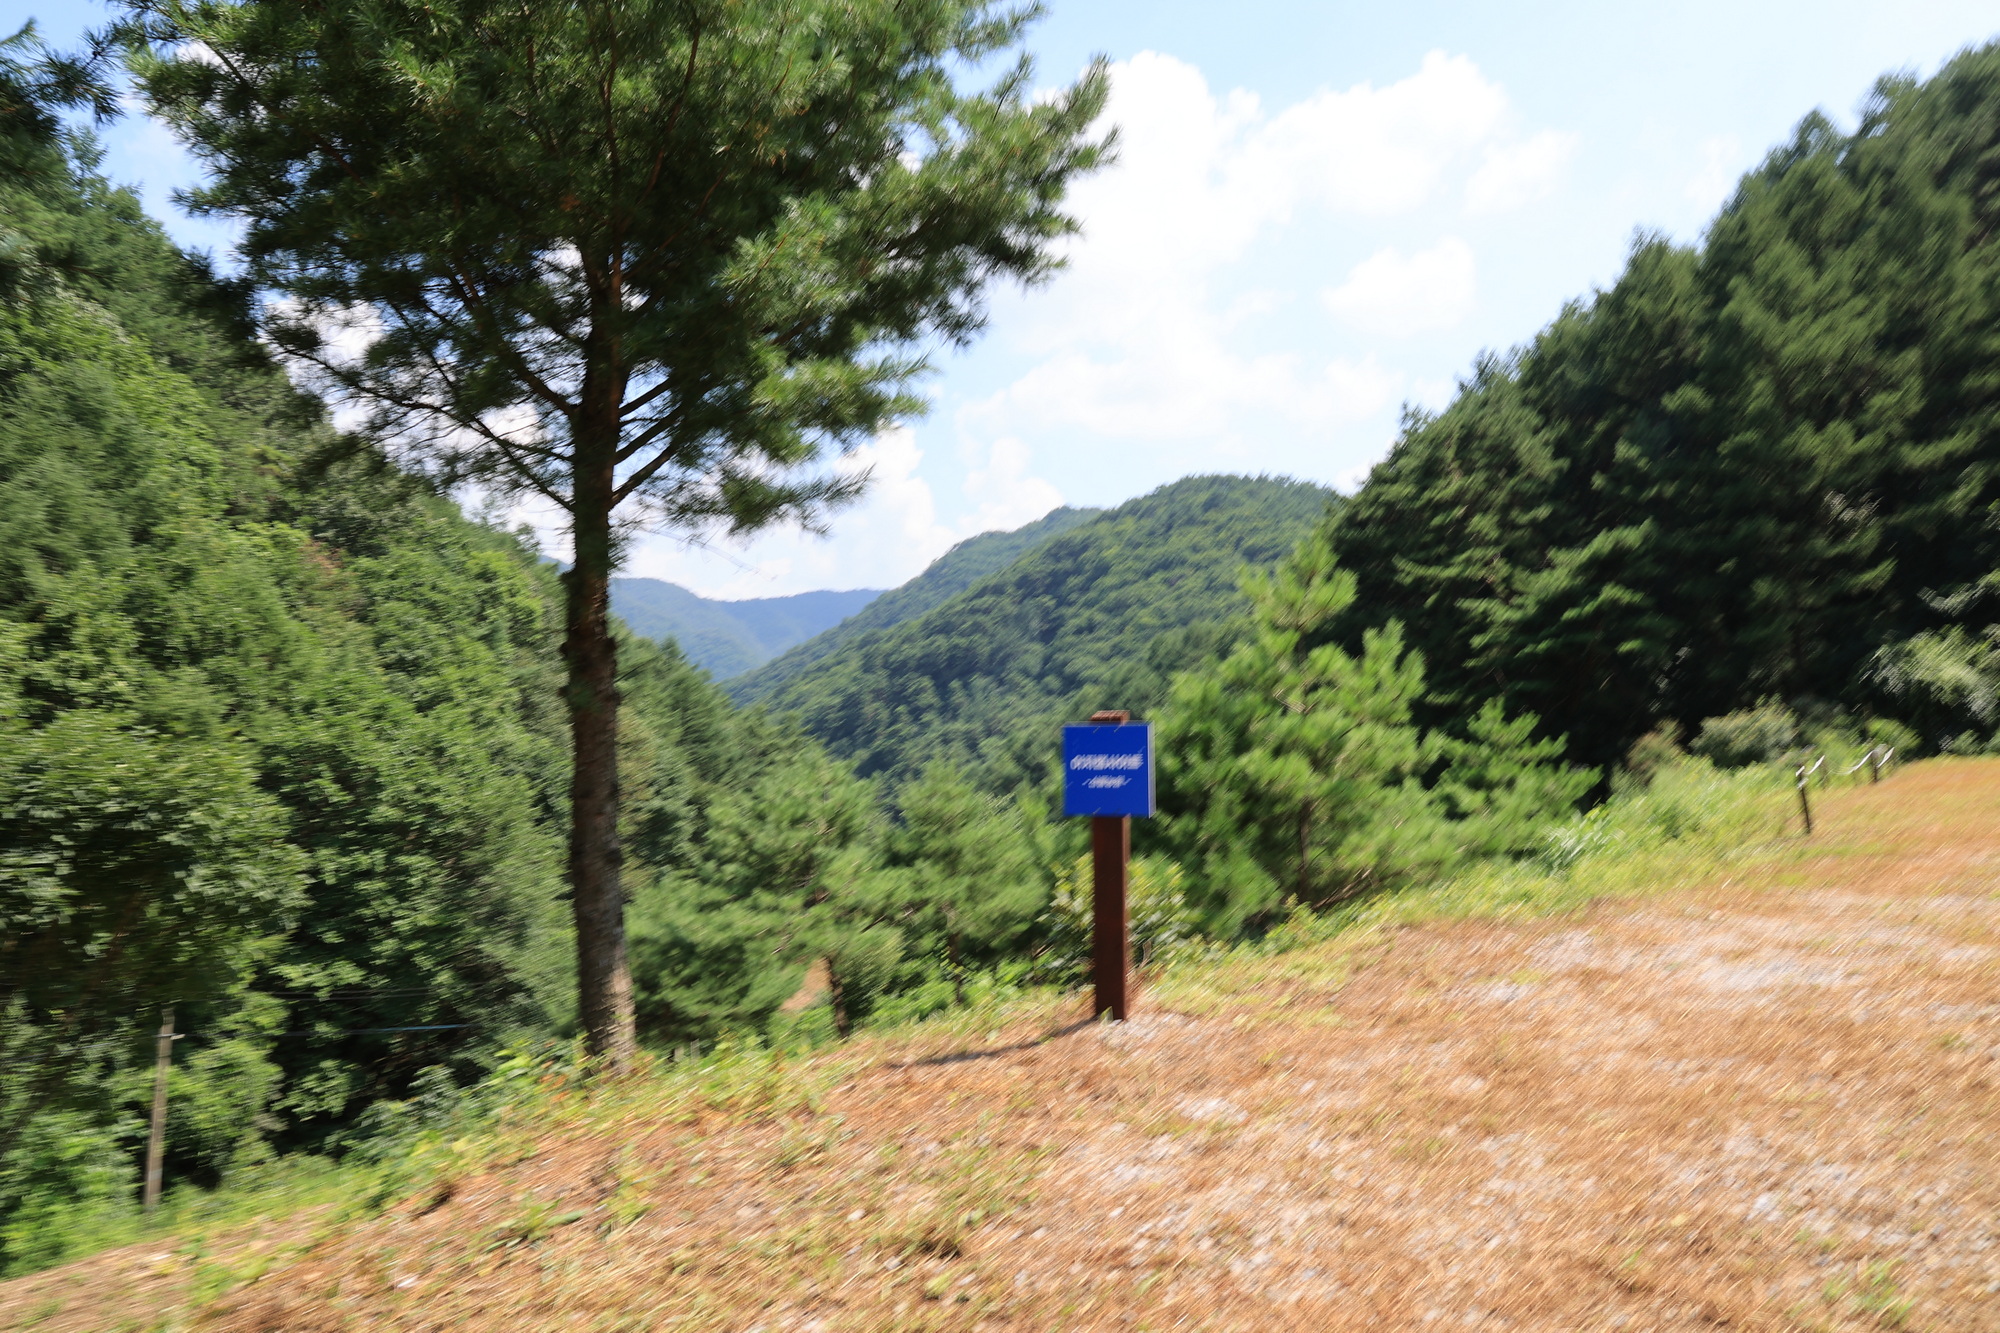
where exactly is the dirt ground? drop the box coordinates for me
[10,759,2000,1332]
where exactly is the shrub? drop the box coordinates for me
[1690,701,1801,768]
[1870,627,1999,751]
[1038,854,1197,979]
[1622,721,1685,787]
[0,1109,134,1277]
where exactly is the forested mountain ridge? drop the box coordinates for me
[0,97,575,1179]
[1323,47,2000,771]
[14,20,2000,1290]
[727,504,1102,704]
[0,80,797,1269]
[609,579,880,679]
[751,476,1335,787]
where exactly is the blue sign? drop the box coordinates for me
[1062,722,1155,818]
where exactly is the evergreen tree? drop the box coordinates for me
[1158,532,1589,931]
[1325,44,2000,766]
[685,751,895,1038]
[130,0,1109,1065]
[1158,532,1437,933]
[887,764,1039,1003]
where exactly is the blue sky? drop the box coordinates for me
[16,0,2000,597]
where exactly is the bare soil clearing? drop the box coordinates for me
[11,759,2000,1332]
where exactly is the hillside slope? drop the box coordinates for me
[1322,42,2000,770]
[21,759,2000,1332]
[751,475,1333,786]
[0,73,588,1223]
[727,504,1101,704]
[609,579,880,679]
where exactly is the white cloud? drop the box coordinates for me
[1321,237,1476,338]
[1466,129,1578,213]
[1021,49,1511,340]
[961,436,1066,535]
[960,51,1548,475]
[1248,50,1510,218]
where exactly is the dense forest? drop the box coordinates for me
[747,476,1335,787]
[0,65,1034,1262]
[729,504,1103,703]
[6,16,2000,1281]
[1322,47,2000,771]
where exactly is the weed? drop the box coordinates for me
[1853,1260,1915,1328]
[872,1137,1046,1260]
[600,1150,658,1231]
[772,1115,846,1170]
[486,1195,586,1250]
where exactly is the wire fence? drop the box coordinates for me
[1795,745,1897,836]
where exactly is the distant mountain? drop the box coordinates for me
[743,475,1335,788]
[728,505,1102,706]
[611,580,881,679]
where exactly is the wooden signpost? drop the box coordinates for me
[1063,709,1155,1021]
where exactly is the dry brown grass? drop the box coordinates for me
[10,758,2000,1332]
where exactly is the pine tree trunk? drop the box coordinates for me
[826,958,852,1039]
[949,929,965,1007]
[564,421,636,1070]
[1297,803,1312,903]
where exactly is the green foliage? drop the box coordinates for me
[627,691,1048,1042]
[164,1032,284,1185]
[886,765,1042,985]
[1432,699,1600,855]
[0,89,573,1267]
[1870,626,2000,751]
[731,506,1103,705]
[630,736,886,1039]
[1157,530,1436,931]
[759,476,1334,789]
[1039,854,1197,981]
[131,0,1114,1064]
[1621,722,1687,788]
[1156,531,1592,933]
[1323,44,2000,770]
[133,0,1113,527]
[0,716,298,1054]
[1690,701,1805,768]
[0,1108,133,1277]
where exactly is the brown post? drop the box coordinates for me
[1088,710,1131,1021]
[1091,814,1131,1020]
[1796,763,1814,837]
[143,1007,176,1216]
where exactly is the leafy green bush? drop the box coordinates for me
[1690,702,1802,768]
[1037,854,1197,980]
[1620,722,1686,788]
[1870,627,1999,752]
[0,1109,134,1277]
